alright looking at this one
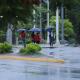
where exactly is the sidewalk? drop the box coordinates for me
[40,44,80,60]
[0,44,65,63]
[40,43,65,48]
[12,44,64,55]
[12,43,80,61]
[12,43,67,57]
[1,43,80,63]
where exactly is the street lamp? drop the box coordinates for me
[0,16,3,18]
[0,16,3,31]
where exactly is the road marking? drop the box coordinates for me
[0,56,64,63]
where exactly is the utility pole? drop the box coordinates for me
[33,9,36,28]
[46,0,49,43]
[55,7,60,47]
[61,3,64,43]
[40,0,42,36]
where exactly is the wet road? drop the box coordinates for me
[41,46,80,80]
[0,59,80,80]
[0,60,54,80]
[0,46,80,80]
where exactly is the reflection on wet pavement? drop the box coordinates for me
[0,59,80,80]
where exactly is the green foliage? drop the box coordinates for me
[0,31,5,38]
[50,0,80,9]
[0,42,12,53]
[20,43,41,55]
[50,16,75,40]
[0,31,5,42]
[16,20,33,29]
[0,0,40,28]
[50,16,58,26]
[49,0,80,43]
[63,19,75,39]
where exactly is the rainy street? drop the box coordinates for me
[0,0,80,80]
[0,46,80,80]
[0,60,61,80]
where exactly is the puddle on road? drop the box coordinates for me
[0,60,80,80]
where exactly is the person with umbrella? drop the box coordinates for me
[19,31,26,47]
[31,32,35,43]
[49,31,54,47]
[34,32,41,44]
[29,27,41,43]
[46,27,54,47]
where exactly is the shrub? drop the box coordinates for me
[20,43,41,55]
[0,42,12,53]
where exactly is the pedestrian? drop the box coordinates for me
[31,32,35,43]
[35,32,41,44]
[49,31,54,47]
[19,31,26,47]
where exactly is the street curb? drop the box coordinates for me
[0,56,64,63]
